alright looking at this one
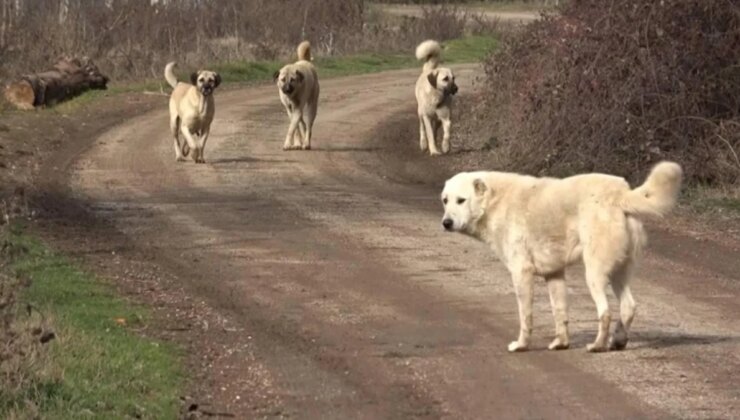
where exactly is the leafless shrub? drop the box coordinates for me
[0,0,365,80]
[0,0,486,81]
[475,0,740,185]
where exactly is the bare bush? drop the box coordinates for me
[0,0,484,82]
[0,0,365,80]
[475,0,740,185]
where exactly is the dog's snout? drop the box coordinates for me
[442,218,454,231]
[282,85,294,94]
[451,84,459,95]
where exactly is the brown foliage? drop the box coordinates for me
[478,0,740,184]
[0,0,479,81]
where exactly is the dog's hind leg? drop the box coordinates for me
[545,270,570,350]
[418,115,428,151]
[508,264,535,352]
[609,262,636,350]
[421,115,440,156]
[171,116,186,162]
[583,265,611,352]
[302,104,317,150]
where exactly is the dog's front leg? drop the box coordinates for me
[441,117,451,154]
[302,105,316,150]
[295,119,306,149]
[180,126,199,163]
[421,115,440,156]
[418,115,428,151]
[197,127,210,164]
[509,267,535,352]
[284,110,302,151]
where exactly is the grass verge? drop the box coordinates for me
[0,225,182,419]
[217,35,497,83]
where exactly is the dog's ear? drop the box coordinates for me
[273,70,280,82]
[190,72,199,85]
[427,71,437,88]
[295,70,304,82]
[473,178,488,197]
[214,73,222,88]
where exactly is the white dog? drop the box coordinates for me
[440,162,683,352]
[274,41,320,151]
[415,40,458,156]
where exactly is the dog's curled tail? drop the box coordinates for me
[164,62,179,88]
[416,40,441,71]
[622,161,683,218]
[297,41,312,61]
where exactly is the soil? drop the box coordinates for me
[2,65,739,418]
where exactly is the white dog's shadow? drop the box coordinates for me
[566,330,738,351]
[321,146,382,153]
[209,157,297,165]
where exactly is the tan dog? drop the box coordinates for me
[441,162,683,353]
[273,41,320,151]
[165,62,221,163]
[415,40,458,156]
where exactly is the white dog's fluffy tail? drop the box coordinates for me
[416,40,441,71]
[297,41,312,61]
[621,161,683,217]
[164,62,179,88]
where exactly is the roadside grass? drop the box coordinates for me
[464,1,556,12]
[0,225,182,419]
[681,185,740,217]
[216,35,497,82]
[44,34,497,113]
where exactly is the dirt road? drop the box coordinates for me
[49,67,738,418]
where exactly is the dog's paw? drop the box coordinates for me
[586,342,608,353]
[441,144,450,154]
[175,156,187,162]
[507,341,528,353]
[608,338,628,351]
[547,338,570,351]
[429,150,442,157]
[302,144,311,150]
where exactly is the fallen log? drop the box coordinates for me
[3,57,109,110]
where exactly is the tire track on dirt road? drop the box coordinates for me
[60,67,738,418]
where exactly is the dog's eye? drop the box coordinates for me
[198,78,204,82]
[442,198,448,205]
[457,198,466,204]
[443,77,449,82]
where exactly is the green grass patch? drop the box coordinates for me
[214,34,497,83]
[1,227,182,419]
[681,186,740,216]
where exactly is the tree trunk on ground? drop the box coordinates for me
[3,57,109,110]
